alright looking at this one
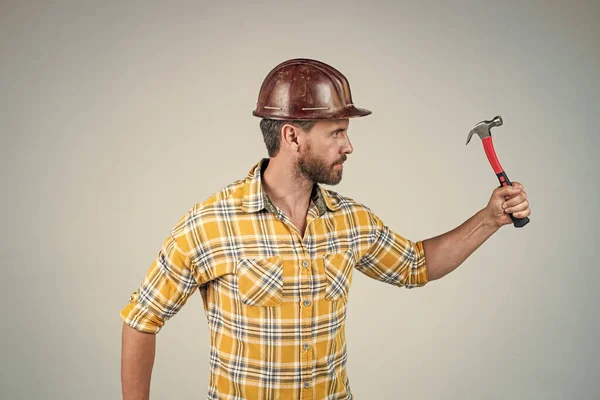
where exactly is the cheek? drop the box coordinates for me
[306,139,338,162]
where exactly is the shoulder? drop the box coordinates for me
[171,178,247,236]
[321,187,376,221]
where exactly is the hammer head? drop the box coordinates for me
[466,115,503,145]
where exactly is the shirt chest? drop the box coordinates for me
[196,214,365,306]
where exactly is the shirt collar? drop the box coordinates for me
[241,158,341,215]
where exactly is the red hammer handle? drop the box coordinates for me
[482,137,530,228]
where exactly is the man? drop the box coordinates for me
[120,58,531,399]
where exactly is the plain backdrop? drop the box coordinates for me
[1,1,599,399]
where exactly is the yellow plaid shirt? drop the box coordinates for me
[121,158,429,399]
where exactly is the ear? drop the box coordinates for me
[281,123,302,152]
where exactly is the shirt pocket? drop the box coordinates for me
[235,256,284,307]
[323,249,356,301]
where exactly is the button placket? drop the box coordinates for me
[299,255,314,398]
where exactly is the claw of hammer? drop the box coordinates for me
[466,115,530,228]
[466,115,503,145]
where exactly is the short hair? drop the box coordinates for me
[259,119,317,157]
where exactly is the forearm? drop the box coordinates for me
[422,207,499,281]
[121,322,156,400]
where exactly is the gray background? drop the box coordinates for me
[1,0,599,399]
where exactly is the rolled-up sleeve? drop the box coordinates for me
[120,227,200,334]
[356,211,429,288]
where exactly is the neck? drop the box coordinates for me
[262,157,314,220]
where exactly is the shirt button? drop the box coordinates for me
[301,260,309,268]
[303,299,311,307]
[303,343,311,350]
[303,382,310,389]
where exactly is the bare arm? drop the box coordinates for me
[422,183,530,281]
[422,207,498,280]
[121,322,156,400]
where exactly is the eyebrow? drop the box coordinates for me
[328,128,346,134]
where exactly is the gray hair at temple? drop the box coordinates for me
[259,119,316,157]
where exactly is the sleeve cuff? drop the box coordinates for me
[120,293,165,334]
[412,240,429,287]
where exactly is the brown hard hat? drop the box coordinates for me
[252,58,372,120]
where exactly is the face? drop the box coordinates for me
[296,119,353,185]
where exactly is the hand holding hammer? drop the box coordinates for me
[467,116,531,228]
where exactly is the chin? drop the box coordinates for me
[327,174,343,186]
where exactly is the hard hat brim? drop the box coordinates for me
[252,106,372,120]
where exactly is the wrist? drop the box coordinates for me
[480,207,501,232]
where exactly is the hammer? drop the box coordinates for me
[466,115,530,228]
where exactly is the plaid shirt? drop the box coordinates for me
[121,158,429,400]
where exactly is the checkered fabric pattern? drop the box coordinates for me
[121,158,429,399]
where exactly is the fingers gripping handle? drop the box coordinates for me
[495,171,530,228]
[482,137,530,228]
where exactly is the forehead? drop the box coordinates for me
[314,119,349,132]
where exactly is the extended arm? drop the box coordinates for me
[423,183,530,281]
[422,207,498,280]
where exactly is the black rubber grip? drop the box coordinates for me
[496,171,530,228]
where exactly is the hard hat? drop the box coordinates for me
[252,58,372,120]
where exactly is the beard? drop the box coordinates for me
[296,141,346,185]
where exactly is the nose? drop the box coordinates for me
[343,135,354,155]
